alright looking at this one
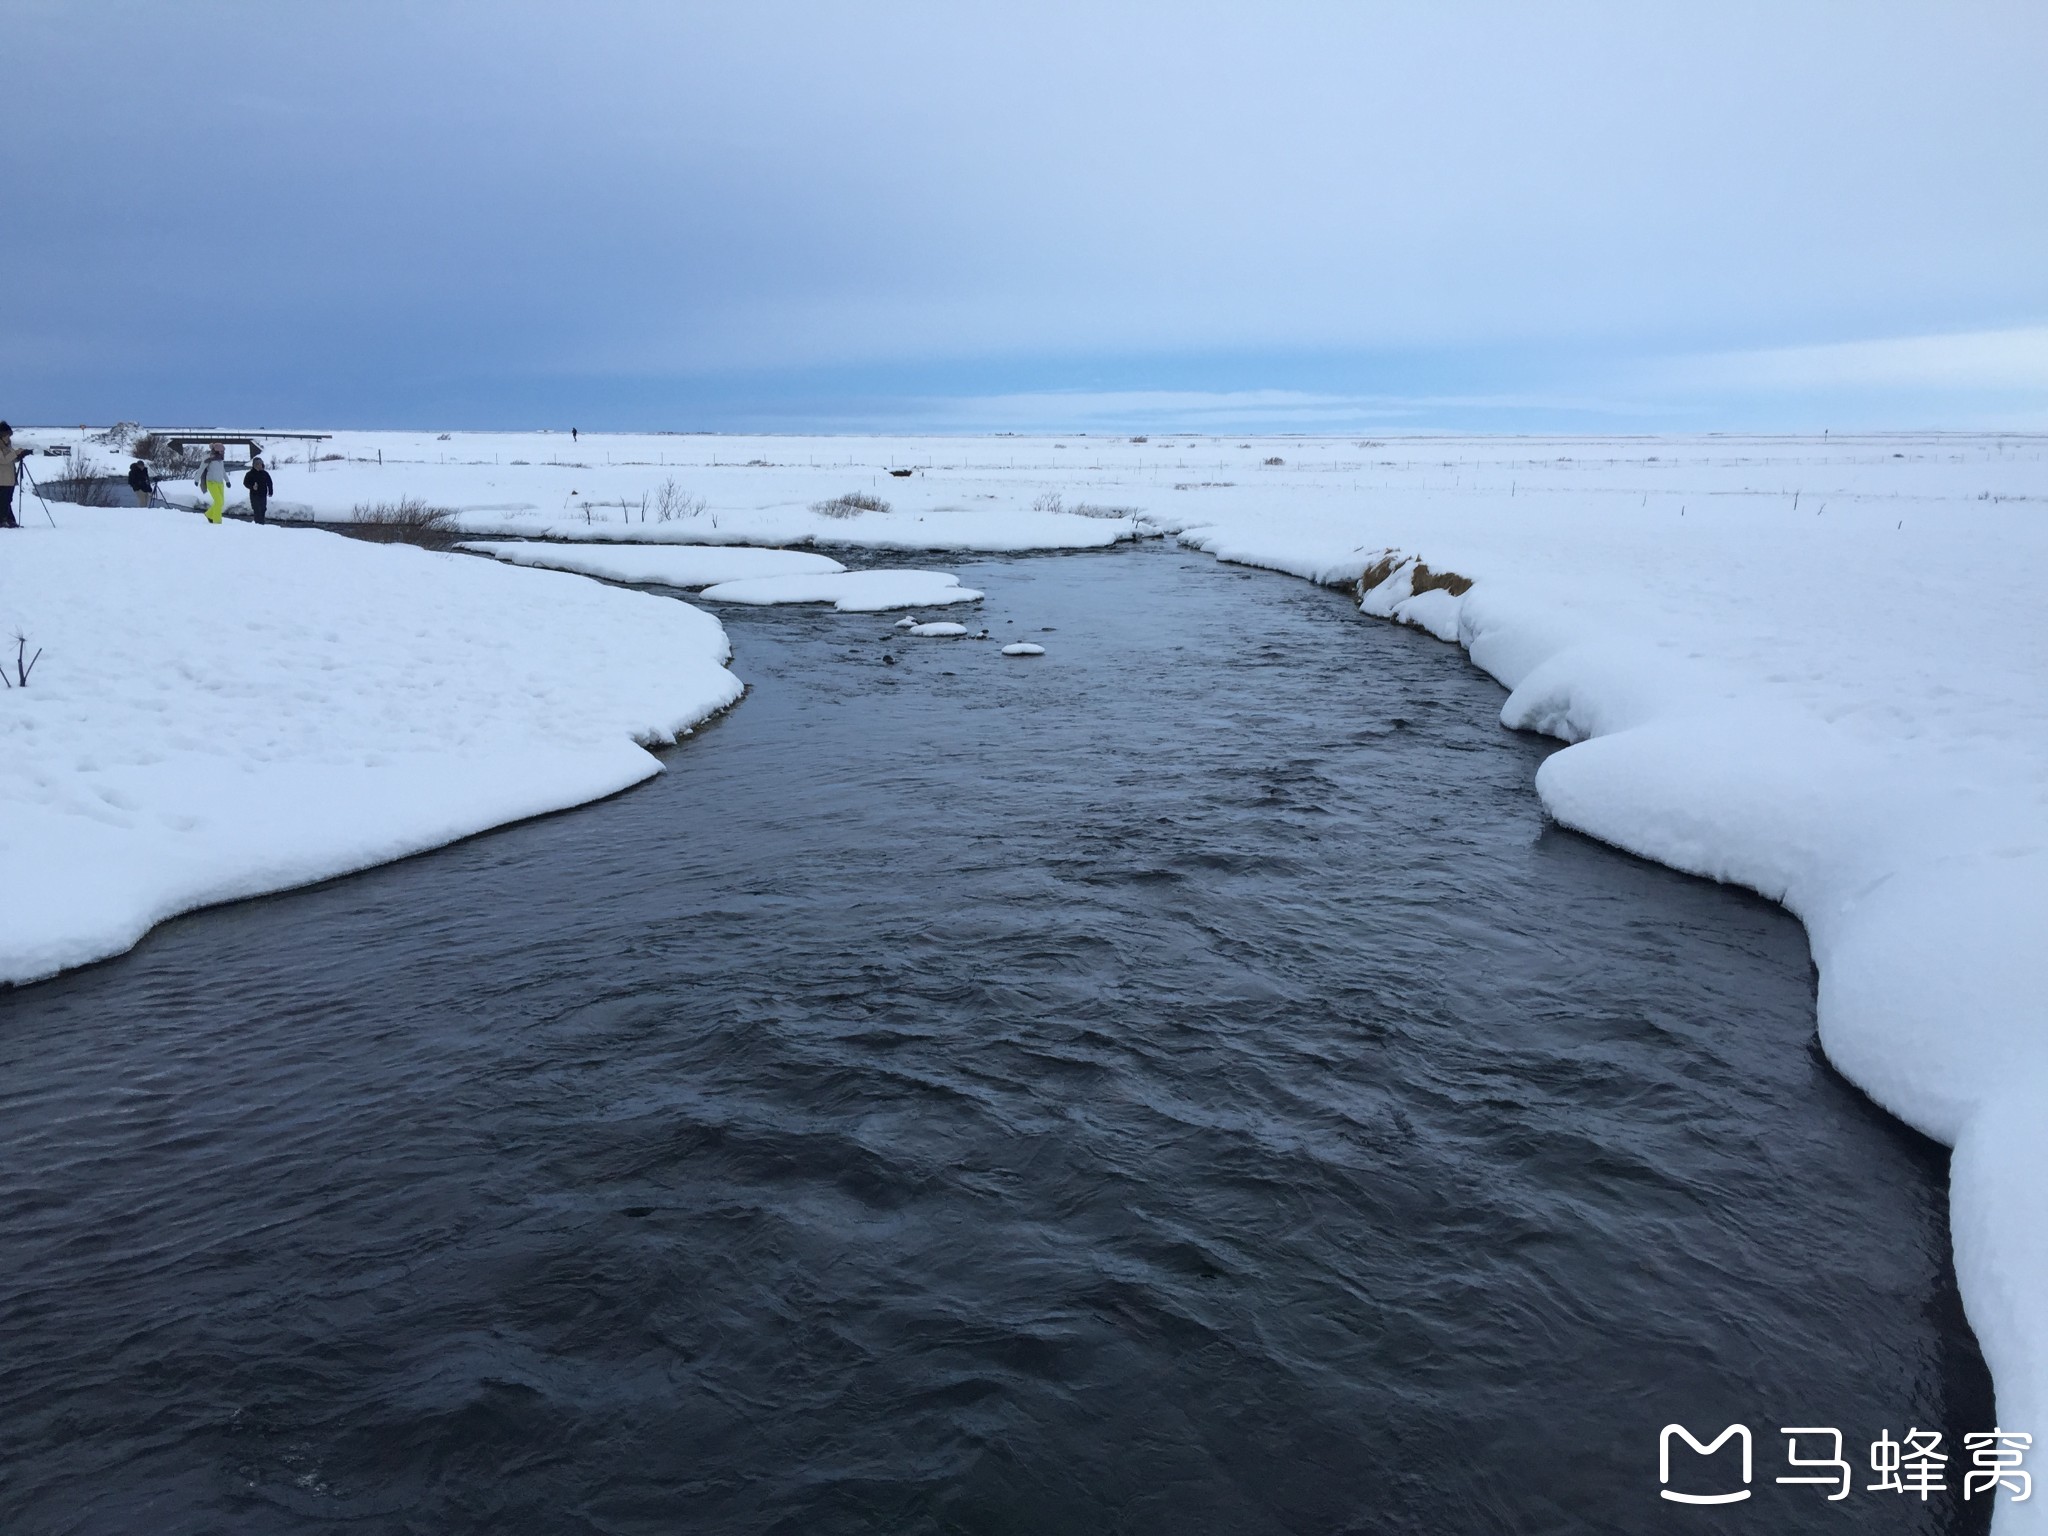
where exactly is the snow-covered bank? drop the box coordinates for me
[458,541,983,612]
[445,504,1138,553]
[460,540,846,587]
[0,508,741,985]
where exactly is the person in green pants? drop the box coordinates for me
[198,442,227,523]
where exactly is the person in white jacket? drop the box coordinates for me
[0,423,23,529]
[198,443,228,524]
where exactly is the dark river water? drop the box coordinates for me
[0,543,1991,1534]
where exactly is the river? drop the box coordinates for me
[0,542,1990,1534]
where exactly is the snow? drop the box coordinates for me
[458,540,844,587]
[0,507,740,985]
[1000,642,1046,656]
[121,428,1142,553]
[905,621,968,637]
[696,569,984,612]
[12,426,2048,1522]
[441,505,1133,553]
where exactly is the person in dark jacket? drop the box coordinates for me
[243,454,274,523]
[127,453,153,507]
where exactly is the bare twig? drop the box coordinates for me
[2,633,43,688]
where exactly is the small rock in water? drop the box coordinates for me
[908,621,967,637]
[894,615,917,628]
[883,654,897,665]
[1000,643,1045,657]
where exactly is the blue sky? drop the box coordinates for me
[11,1,2047,432]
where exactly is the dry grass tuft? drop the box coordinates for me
[812,491,890,518]
[41,449,119,506]
[1356,554,1473,600]
[348,497,461,549]
[1357,554,1403,593]
[1035,491,1136,519]
[1410,562,1473,596]
[133,433,197,475]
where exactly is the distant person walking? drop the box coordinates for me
[243,453,273,523]
[0,422,22,528]
[127,452,154,507]
[198,442,228,524]
[571,427,579,443]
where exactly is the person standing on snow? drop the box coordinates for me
[0,423,23,528]
[243,452,273,523]
[198,442,228,524]
[127,452,154,507]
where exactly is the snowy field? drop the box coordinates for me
[6,425,2047,1529]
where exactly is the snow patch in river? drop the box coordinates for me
[459,541,843,588]
[698,570,984,612]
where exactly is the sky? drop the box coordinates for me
[10,0,2048,433]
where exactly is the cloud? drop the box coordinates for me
[8,2,2048,428]
[1661,326,2048,395]
[911,388,1653,433]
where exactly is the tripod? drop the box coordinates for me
[14,459,59,527]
